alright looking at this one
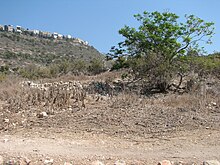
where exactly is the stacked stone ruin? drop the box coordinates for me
[8,80,86,111]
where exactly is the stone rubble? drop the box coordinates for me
[114,160,126,165]
[0,155,4,165]
[203,160,220,165]
[44,158,54,165]
[0,156,219,165]
[91,160,105,165]
[158,160,172,165]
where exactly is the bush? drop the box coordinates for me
[190,53,220,77]
[88,58,105,74]
[0,65,9,73]
[0,73,6,82]
[19,65,52,79]
[71,60,87,74]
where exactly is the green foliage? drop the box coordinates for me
[88,58,105,74]
[19,65,50,80]
[0,73,6,82]
[48,64,60,77]
[111,56,129,70]
[71,60,87,74]
[187,53,220,77]
[0,51,18,59]
[17,57,106,79]
[110,11,215,92]
[56,60,71,74]
[0,65,9,73]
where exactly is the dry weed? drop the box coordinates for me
[110,92,146,109]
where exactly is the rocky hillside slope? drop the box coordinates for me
[0,31,104,67]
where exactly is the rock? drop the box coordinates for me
[203,160,220,165]
[172,161,195,165]
[211,102,217,106]
[158,160,172,165]
[91,160,105,165]
[44,158,54,165]
[4,118,9,123]
[64,162,72,165]
[114,160,126,165]
[19,158,28,165]
[5,159,17,165]
[0,155,4,165]
[24,157,31,165]
[38,112,48,118]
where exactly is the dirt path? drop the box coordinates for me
[0,129,220,164]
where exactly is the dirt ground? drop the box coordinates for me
[0,129,220,165]
[0,76,220,165]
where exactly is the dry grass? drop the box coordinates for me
[1,73,219,115]
[0,76,23,101]
[110,93,144,109]
[0,74,219,137]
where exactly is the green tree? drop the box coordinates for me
[88,58,105,74]
[110,11,214,92]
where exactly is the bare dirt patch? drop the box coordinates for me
[0,76,220,164]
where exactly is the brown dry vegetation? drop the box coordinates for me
[0,72,219,139]
[0,72,219,164]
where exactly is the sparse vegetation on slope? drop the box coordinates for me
[0,31,106,79]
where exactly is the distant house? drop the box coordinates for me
[57,34,63,39]
[32,30,40,35]
[45,32,52,38]
[15,26,22,34]
[75,38,89,45]
[0,23,72,41]
[65,35,72,39]
[0,25,4,31]
[52,32,63,39]
[4,25,13,32]
[52,32,58,39]
[39,31,52,38]
[26,29,36,36]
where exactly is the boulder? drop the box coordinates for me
[64,162,72,165]
[37,112,48,118]
[114,160,126,165]
[0,155,4,165]
[158,160,172,165]
[91,160,105,165]
[44,158,54,165]
[203,160,220,165]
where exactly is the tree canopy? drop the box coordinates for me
[111,11,214,59]
[109,11,215,92]
[110,11,214,91]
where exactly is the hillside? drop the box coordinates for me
[0,31,104,67]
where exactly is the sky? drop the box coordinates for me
[0,0,219,54]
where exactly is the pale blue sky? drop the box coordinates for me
[0,0,219,54]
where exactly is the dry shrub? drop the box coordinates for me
[163,86,220,112]
[110,92,146,109]
[1,78,86,114]
[0,76,23,101]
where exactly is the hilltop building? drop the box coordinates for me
[0,23,89,46]
[0,25,4,31]
[15,26,22,34]
[4,25,13,32]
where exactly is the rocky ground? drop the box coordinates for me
[0,128,220,165]
[0,76,220,165]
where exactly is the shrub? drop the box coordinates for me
[88,58,105,74]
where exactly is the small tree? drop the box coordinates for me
[88,58,105,75]
[110,11,214,92]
